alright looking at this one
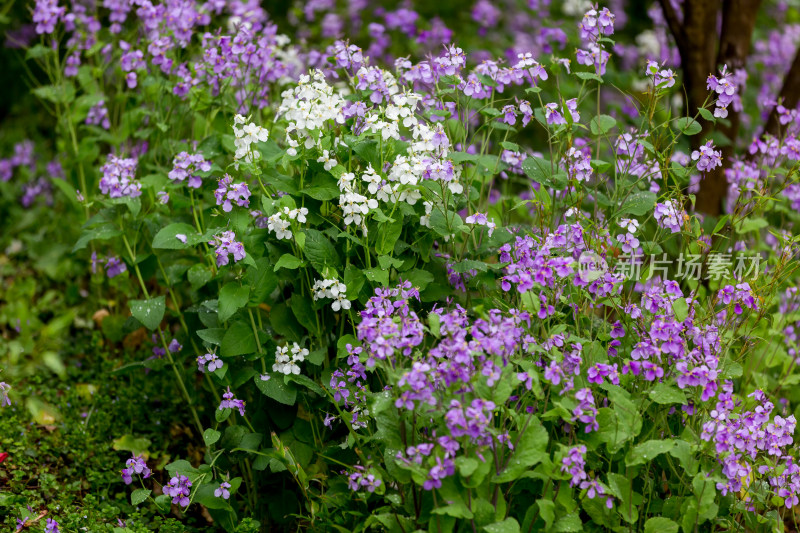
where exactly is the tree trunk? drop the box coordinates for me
[761,46,800,138]
[696,0,761,215]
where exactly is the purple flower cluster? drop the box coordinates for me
[346,466,382,493]
[653,200,686,234]
[691,141,722,173]
[209,231,246,267]
[164,474,192,507]
[121,454,151,485]
[576,7,614,75]
[717,283,758,315]
[707,65,738,118]
[219,386,245,416]
[168,151,211,189]
[197,352,223,373]
[86,100,111,130]
[99,154,140,198]
[214,175,251,212]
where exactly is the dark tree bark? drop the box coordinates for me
[658,0,766,215]
[761,46,800,138]
[697,0,762,215]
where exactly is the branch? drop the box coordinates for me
[658,0,688,53]
[762,45,800,138]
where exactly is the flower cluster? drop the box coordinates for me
[232,115,270,166]
[267,207,308,240]
[653,200,687,234]
[98,154,140,198]
[214,175,251,212]
[168,151,211,188]
[163,475,192,507]
[209,231,246,267]
[219,386,245,416]
[312,278,351,311]
[121,454,151,485]
[273,343,308,375]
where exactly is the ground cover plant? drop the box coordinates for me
[3,0,800,531]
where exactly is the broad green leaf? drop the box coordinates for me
[674,117,702,136]
[483,518,520,533]
[619,191,657,216]
[131,488,151,506]
[649,382,686,405]
[188,264,212,290]
[152,222,197,249]
[245,258,278,304]
[203,428,221,446]
[626,439,676,466]
[303,229,340,273]
[274,253,304,271]
[493,418,548,483]
[73,223,121,252]
[220,321,257,357]
[218,283,250,322]
[576,71,604,83]
[734,216,768,234]
[129,296,166,330]
[33,83,75,104]
[254,374,297,405]
[590,114,617,135]
[644,517,678,533]
[672,297,689,322]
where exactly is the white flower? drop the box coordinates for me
[618,218,640,234]
[272,342,308,375]
[312,278,350,312]
[317,150,337,171]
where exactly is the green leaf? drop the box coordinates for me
[220,321,257,357]
[290,296,318,334]
[193,483,230,510]
[218,283,250,322]
[590,114,617,135]
[129,296,166,330]
[203,428,221,446]
[522,156,567,190]
[152,223,197,249]
[131,488,151,506]
[576,71,604,83]
[648,382,686,405]
[254,374,297,405]
[112,434,151,456]
[72,223,121,252]
[644,517,679,533]
[376,218,403,255]
[674,117,702,136]
[303,229,340,273]
[734,216,768,234]
[269,302,305,342]
[697,108,716,123]
[626,439,676,466]
[33,83,75,104]
[608,473,639,523]
[274,253,304,271]
[672,298,689,322]
[364,267,389,286]
[245,258,278,304]
[188,264,212,290]
[493,418,548,483]
[483,518,520,533]
[619,191,657,216]
[403,269,435,291]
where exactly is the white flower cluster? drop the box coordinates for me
[273,343,308,375]
[277,70,346,156]
[312,278,351,311]
[337,168,379,233]
[232,114,269,167]
[361,88,417,141]
[267,206,308,240]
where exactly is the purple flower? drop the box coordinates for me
[168,339,182,353]
[105,256,127,278]
[691,141,722,172]
[653,200,686,234]
[98,155,140,198]
[214,175,251,212]
[163,474,192,507]
[219,386,245,416]
[45,518,60,533]
[168,151,211,188]
[121,454,151,485]
[214,481,231,499]
[0,382,11,407]
[33,0,65,34]
[198,353,223,373]
[209,231,246,267]
[561,445,587,487]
